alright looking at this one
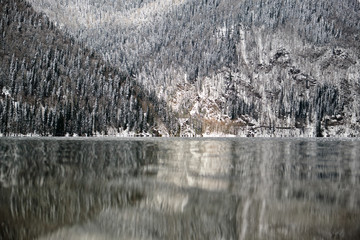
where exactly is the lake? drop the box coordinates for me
[0,138,360,240]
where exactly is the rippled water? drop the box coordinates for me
[0,138,360,240]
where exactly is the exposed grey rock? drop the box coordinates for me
[2,0,360,136]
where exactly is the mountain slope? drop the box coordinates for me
[23,0,360,137]
[3,0,360,136]
[0,0,178,136]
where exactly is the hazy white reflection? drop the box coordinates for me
[0,138,359,240]
[156,140,232,191]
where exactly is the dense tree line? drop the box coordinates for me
[0,0,179,136]
[2,0,360,136]
[26,0,360,85]
[24,0,360,136]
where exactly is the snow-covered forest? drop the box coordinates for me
[0,0,180,136]
[1,0,360,136]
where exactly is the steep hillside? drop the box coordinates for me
[23,0,360,137]
[0,0,178,136]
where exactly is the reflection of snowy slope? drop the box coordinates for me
[34,139,360,240]
[156,141,231,191]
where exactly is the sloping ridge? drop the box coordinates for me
[0,0,177,136]
[2,0,360,137]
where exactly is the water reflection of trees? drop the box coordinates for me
[150,139,360,239]
[0,139,158,240]
[1,139,360,239]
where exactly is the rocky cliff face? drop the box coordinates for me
[3,0,360,136]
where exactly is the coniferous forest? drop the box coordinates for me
[1,0,360,136]
[0,0,179,136]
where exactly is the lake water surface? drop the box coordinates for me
[0,138,360,240]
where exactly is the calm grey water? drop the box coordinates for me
[0,138,360,240]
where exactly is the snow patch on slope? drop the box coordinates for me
[2,87,11,97]
[26,0,186,30]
